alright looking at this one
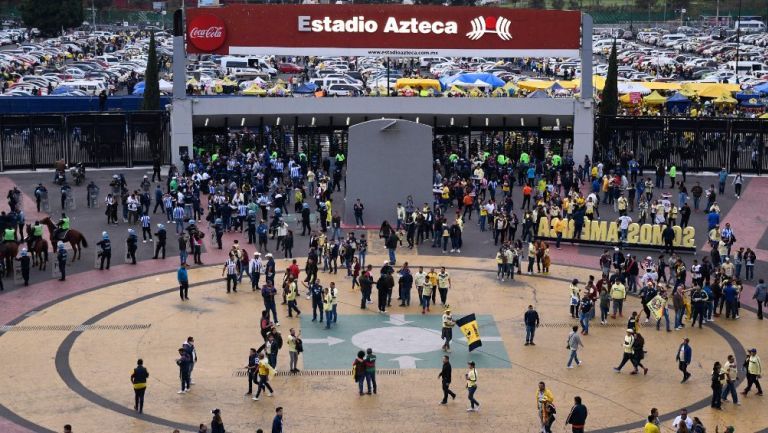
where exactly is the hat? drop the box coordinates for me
[626,329,634,333]
[614,247,619,251]
[212,408,220,415]
[188,219,195,225]
[384,261,389,265]
[143,175,148,178]
[21,248,27,256]
[266,253,272,257]
[102,231,108,239]
[444,305,451,312]
[750,348,757,353]
[255,252,261,256]
[157,224,165,229]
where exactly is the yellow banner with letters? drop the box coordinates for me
[537,217,696,249]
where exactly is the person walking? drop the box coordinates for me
[441,306,455,352]
[252,352,274,400]
[176,347,191,394]
[753,279,767,320]
[631,332,649,375]
[438,355,456,404]
[742,348,763,396]
[97,231,112,270]
[614,329,635,373]
[537,381,555,433]
[565,396,588,433]
[286,277,301,318]
[437,267,451,305]
[244,348,258,395]
[126,229,138,264]
[271,407,283,433]
[178,263,189,301]
[721,354,740,405]
[566,325,584,368]
[182,337,197,385]
[323,287,333,329]
[223,253,238,293]
[524,305,540,345]
[130,359,149,413]
[364,348,377,395]
[153,223,166,259]
[14,249,30,286]
[465,361,480,412]
[711,361,724,409]
[56,241,67,281]
[578,294,592,335]
[676,337,692,383]
[353,350,366,395]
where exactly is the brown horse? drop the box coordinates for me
[0,241,18,276]
[25,224,49,270]
[40,217,88,261]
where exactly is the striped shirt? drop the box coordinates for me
[172,207,185,220]
[225,260,237,275]
[273,160,284,172]
[163,196,173,209]
[140,215,151,228]
[238,204,248,217]
[290,165,301,179]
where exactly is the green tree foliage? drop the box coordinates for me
[600,41,619,117]
[529,0,546,8]
[552,0,565,9]
[20,0,83,37]
[141,32,160,111]
[567,0,581,9]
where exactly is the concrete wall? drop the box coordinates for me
[343,119,433,228]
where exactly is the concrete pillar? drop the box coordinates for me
[574,13,595,164]
[170,98,193,166]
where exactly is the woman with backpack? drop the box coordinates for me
[631,332,649,376]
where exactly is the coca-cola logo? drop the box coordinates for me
[187,14,226,52]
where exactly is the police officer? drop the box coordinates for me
[153,224,167,259]
[126,228,138,265]
[56,241,68,281]
[33,183,47,212]
[15,248,31,286]
[96,232,112,270]
[2,224,16,243]
[28,220,43,251]
[55,213,70,241]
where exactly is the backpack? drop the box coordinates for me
[295,337,303,353]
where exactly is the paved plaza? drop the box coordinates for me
[0,169,766,433]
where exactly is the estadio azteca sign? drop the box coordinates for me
[186,5,581,57]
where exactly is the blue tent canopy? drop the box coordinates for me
[439,72,505,90]
[294,82,318,94]
[665,92,691,113]
[740,99,764,108]
[752,82,768,94]
[549,82,564,91]
[735,91,760,101]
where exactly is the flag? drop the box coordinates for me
[456,313,482,352]
[646,295,666,322]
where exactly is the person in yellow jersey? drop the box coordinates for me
[613,329,635,373]
[441,306,455,352]
[286,276,301,318]
[426,267,438,306]
[537,381,555,432]
[437,267,451,305]
[610,279,626,319]
[252,352,274,401]
[421,271,434,314]
[465,361,480,412]
[644,415,661,433]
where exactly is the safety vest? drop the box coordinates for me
[3,228,15,241]
[60,218,70,230]
[33,224,43,236]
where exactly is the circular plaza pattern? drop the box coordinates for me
[0,253,763,433]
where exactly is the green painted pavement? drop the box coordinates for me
[300,313,511,370]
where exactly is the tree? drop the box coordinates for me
[635,0,656,9]
[567,0,580,9]
[528,0,546,8]
[142,32,160,111]
[552,0,565,8]
[93,0,113,10]
[600,41,618,117]
[20,0,83,37]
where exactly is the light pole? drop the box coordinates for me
[91,0,96,30]
[735,0,742,85]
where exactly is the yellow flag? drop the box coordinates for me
[456,313,482,352]
[646,295,666,322]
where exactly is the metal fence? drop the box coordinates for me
[595,115,768,173]
[0,112,170,171]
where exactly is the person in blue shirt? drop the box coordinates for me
[178,263,189,301]
[718,168,728,194]
[707,211,720,231]
[675,338,692,383]
[271,406,283,433]
[722,281,738,319]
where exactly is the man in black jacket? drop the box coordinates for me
[438,355,456,404]
[153,224,167,259]
[376,269,395,313]
[565,396,588,433]
[359,265,373,309]
[524,305,540,346]
[130,359,149,413]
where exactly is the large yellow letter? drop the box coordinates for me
[651,225,663,245]
[606,222,619,243]
[537,217,550,238]
[682,227,696,248]
[627,223,640,244]
[639,224,653,245]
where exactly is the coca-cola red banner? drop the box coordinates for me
[186,5,581,57]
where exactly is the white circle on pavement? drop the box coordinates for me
[350,326,444,355]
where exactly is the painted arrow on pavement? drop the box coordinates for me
[459,336,503,342]
[390,355,422,369]
[301,336,345,346]
[384,313,413,326]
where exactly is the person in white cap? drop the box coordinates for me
[56,241,68,281]
[613,329,635,373]
[15,248,31,286]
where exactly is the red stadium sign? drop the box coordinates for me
[186,5,581,57]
